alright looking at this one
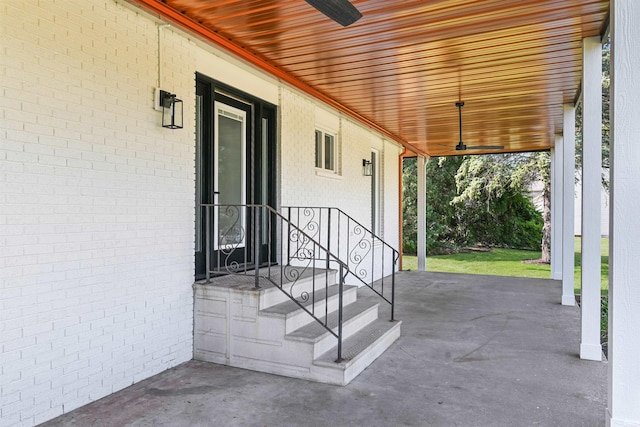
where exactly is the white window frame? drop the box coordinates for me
[314,128,337,173]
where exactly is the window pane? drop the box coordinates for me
[324,134,334,171]
[315,130,322,168]
[217,107,246,248]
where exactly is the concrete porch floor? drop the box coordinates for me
[43,272,607,426]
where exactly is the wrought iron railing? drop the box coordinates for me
[282,206,398,321]
[202,204,347,361]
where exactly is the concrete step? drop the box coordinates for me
[198,266,338,311]
[312,318,402,385]
[260,284,358,333]
[258,267,338,309]
[194,269,401,386]
[286,299,380,358]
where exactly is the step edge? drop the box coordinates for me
[285,302,379,344]
[312,320,402,370]
[259,285,358,318]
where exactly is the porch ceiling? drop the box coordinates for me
[130,0,609,157]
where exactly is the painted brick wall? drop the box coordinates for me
[279,87,401,249]
[279,87,401,285]
[0,0,402,425]
[0,2,195,425]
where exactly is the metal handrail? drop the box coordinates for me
[282,206,398,321]
[201,203,348,361]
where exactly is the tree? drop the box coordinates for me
[452,152,549,260]
[402,154,543,255]
[402,156,464,255]
[402,158,418,254]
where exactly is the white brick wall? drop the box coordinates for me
[278,87,402,285]
[0,0,402,425]
[280,87,400,242]
[1,1,194,425]
[279,87,401,250]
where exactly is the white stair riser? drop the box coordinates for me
[310,304,379,359]
[282,287,357,333]
[259,270,338,308]
[314,322,402,385]
[215,322,401,386]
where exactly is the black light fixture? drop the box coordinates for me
[160,90,183,129]
[362,159,373,176]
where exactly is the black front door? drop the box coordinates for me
[195,75,276,279]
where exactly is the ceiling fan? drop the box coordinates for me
[454,101,504,151]
[304,0,362,26]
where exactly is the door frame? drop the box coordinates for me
[195,73,277,279]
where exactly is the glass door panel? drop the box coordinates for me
[214,101,247,250]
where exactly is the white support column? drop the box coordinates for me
[562,104,576,306]
[608,0,640,424]
[551,138,564,280]
[417,155,427,271]
[580,36,603,361]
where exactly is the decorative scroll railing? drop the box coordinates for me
[282,206,398,321]
[202,204,347,361]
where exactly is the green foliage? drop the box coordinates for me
[402,158,417,254]
[402,156,465,255]
[453,152,548,204]
[402,154,544,254]
[425,157,466,253]
[452,152,547,251]
[460,192,543,250]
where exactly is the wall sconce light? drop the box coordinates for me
[160,90,183,129]
[362,159,373,176]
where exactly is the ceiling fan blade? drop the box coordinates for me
[465,145,505,150]
[304,0,362,26]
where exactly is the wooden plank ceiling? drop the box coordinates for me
[131,0,609,156]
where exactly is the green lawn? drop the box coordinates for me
[402,237,609,294]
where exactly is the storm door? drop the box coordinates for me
[195,75,276,279]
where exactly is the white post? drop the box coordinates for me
[562,104,576,306]
[551,138,564,280]
[417,155,427,271]
[580,36,603,361]
[608,0,640,424]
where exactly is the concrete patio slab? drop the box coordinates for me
[42,272,607,426]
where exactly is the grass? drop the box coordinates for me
[402,237,609,295]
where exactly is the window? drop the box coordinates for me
[315,129,336,172]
